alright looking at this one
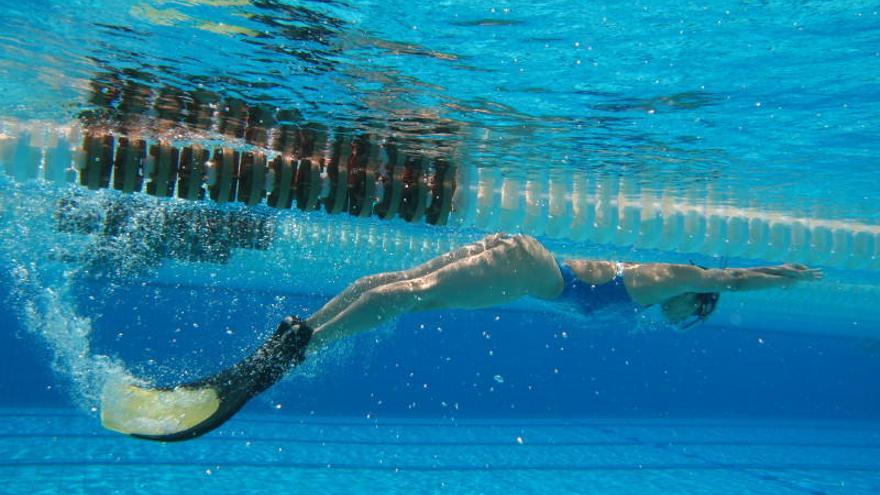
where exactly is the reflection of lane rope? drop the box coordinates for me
[66,125,456,226]
[0,184,129,410]
[0,119,878,270]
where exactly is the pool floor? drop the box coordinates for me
[1,408,878,494]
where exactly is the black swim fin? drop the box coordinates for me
[101,316,313,442]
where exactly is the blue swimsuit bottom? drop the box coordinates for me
[555,261,637,315]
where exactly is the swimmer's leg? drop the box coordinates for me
[99,235,557,442]
[306,233,509,329]
[310,234,561,346]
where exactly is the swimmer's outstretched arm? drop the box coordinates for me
[629,262,823,303]
[688,263,823,292]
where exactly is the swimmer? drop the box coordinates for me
[101,233,822,441]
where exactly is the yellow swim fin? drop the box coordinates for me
[100,316,313,441]
[101,383,221,437]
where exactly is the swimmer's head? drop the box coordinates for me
[661,291,720,331]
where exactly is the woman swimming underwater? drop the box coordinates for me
[101,233,822,441]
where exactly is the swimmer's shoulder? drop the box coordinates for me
[564,260,676,286]
[562,259,617,285]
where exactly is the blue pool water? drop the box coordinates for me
[3,409,880,494]
[1,1,879,493]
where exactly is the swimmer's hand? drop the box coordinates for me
[755,264,824,283]
[101,317,313,442]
